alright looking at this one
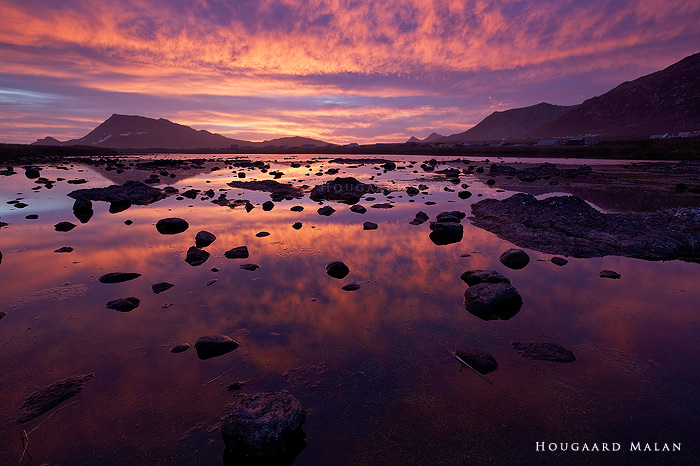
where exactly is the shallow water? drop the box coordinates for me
[0,155,698,465]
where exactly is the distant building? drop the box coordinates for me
[536,139,561,146]
[567,137,585,146]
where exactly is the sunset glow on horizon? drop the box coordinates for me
[1,0,699,145]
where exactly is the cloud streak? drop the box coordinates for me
[0,0,699,143]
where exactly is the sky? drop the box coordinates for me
[1,0,699,145]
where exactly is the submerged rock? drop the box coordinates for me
[600,270,621,279]
[221,391,306,458]
[511,341,576,362]
[225,246,250,259]
[239,263,261,271]
[185,247,210,266]
[68,180,169,205]
[460,270,511,286]
[54,221,76,232]
[341,283,361,291]
[98,272,141,284]
[106,297,140,312]
[17,373,94,423]
[464,282,522,320]
[455,348,498,374]
[551,257,569,266]
[170,343,190,353]
[54,246,74,253]
[326,261,350,279]
[195,230,217,248]
[499,248,530,269]
[195,335,240,359]
[152,282,175,294]
[156,217,189,235]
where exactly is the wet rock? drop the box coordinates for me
[382,161,397,170]
[436,211,466,222]
[221,391,306,458]
[290,206,304,212]
[551,257,569,266]
[292,222,303,230]
[326,261,350,279]
[341,283,361,291]
[152,282,175,294]
[429,222,463,245]
[410,211,429,225]
[17,374,94,423]
[600,270,621,279]
[156,217,189,235]
[460,269,511,286]
[170,343,190,353]
[72,197,94,223]
[455,348,498,374]
[25,214,39,219]
[239,263,261,271]
[106,297,140,312]
[195,335,240,359]
[195,230,217,248]
[406,186,420,196]
[511,341,576,362]
[255,231,270,237]
[262,200,275,211]
[98,272,141,284]
[54,221,76,232]
[25,167,41,179]
[185,247,210,266]
[499,248,530,269]
[68,180,169,205]
[225,246,249,259]
[108,199,132,213]
[464,282,522,320]
[470,193,700,261]
[245,202,254,212]
[226,180,303,199]
[363,221,378,230]
[309,177,378,203]
[350,204,367,214]
[458,190,472,199]
[317,205,336,216]
[371,203,394,209]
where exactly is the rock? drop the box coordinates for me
[309,177,378,203]
[406,187,420,196]
[109,199,132,213]
[458,190,472,199]
[499,248,530,269]
[464,282,522,320]
[195,230,217,248]
[54,246,74,253]
[436,210,466,221]
[292,222,303,230]
[382,161,397,170]
[195,335,240,359]
[17,374,94,423]
[72,197,93,223]
[317,205,336,216]
[341,283,361,291]
[350,204,367,214]
[455,348,498,374]
[185,247,210,266]
[551,257,568,266]
[54,221,76,232]
[460,269,511,286]
[68,180,169,205]
[221,391,306,458]
[511,341,576,362]
[470,193,700,261]
[290,206,304,212]
[371,203,394,209]
[98,272,141,284]
[25,214,39,219]
[245,202,254,212]
[106,297,140,312]
[226,180,303,199]
[152,282,174,294]
[255,231,270,237]
[225,246,249,259]
[429,222,463,245]
[326,261,350,279]
[25,167,41,179]
[239,263,261,271]
[0,311,5,319]
[600,270,621,279]
[363,221,378,230]
[205,279,218,286]
[410,211,429,225]
[156,217,189,235]
[170,343,190,353]
[262,200,275,211]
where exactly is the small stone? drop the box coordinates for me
[290,206,304,212]
[499,248,530,269]
[458,190,472,199]
[185,246,210,266]
[464,282,522,320]
[124,220,133,225]
[341,283,361,291]
[227,381,246,391]
[54,246,74,253]
[195,230,217,248]
[262,200,275,211]
[292,222,303,230]
[350,204,367,214]
[460,269,511,286]
[170,343,190,353]
[600,270,621,279]
[225,246,249,259]
[25,214,39,219]
[326,261,350,279]
[551,257,568,266]
[317,205,336,216]
[205,278,218,286]
[406,187,420,196]
[371,203,394,209]
[363,221,378,230]
[239,263,260,271]
[195,335,240,359]
[98,272,141,284]
[54,221,76,232]
[152,282,174,294]
[156,218,189,235]
[106,297,140,312]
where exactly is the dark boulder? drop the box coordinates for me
[17,374,94,423]
[410,211,429,225]
[108,199,132,213]
[326,261,350,279]
[221,391,306,460]
[309,177,378,202]
[436,211,466,221]
[195,230,217,248]
[455,348,498,374]
[156,218,189,235]
[382,161,397,170]
[106,297,140,312]
[292,222,303,230]
[98,272,141,284]
[54,221,76,232]
[317,205,336,216]
[464,282,522,320]
[350,204,367,214]
[499,248,530,269]
[225,246,249,259]
[68,180,169,205]
[152,282,174,294]
[551,257,568,266]
[54,246,74,253]
[363,221,378,230]
[460,269,511,286]
[371,203,394,209]
[185,247,210,266]
[262,200,275,211]
[72,197,93,223]
[290,206,304,212]
[25,167,41,179]
[429,222,463,245]
[406,187,420,196]
[255,231,270,237]
[511,341,576,362]
[458,190,472,199]
[195,335,240,359]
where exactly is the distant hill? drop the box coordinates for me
[438,103,575,142]
[532,52,700,139]
[32,114,329,149]
[406,132,445,144]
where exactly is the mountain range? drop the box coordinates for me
[33,114,329,150]
[409,51,700,143]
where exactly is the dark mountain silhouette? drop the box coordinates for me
[32,114,329,149]
[438,103,575,142]
[406,132,445,144]
[532,52,700,139]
